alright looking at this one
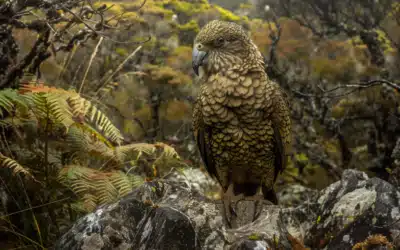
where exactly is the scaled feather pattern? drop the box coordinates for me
[192,20,292,203]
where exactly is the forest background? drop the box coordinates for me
[0,0,399,248]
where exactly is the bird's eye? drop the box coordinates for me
[215,37,225,47]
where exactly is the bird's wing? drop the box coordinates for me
[270,84,292,181]
[193,100,220,183]
[272,121,285,182]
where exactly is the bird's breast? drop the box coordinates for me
[201,95,268,125]
[200,71,275,147]
[209,120,275,165]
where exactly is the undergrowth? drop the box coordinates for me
[0,82,186,248]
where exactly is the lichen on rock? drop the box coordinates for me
[55,169,399,249]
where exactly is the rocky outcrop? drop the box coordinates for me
[55,169,399,250]
[306,170,399,249]
[277,184,318,207]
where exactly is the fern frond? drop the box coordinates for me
[67,94,90,120]
[0,116,26,128]
[20,84,76,130]
[64,123,116,164]
[82,193,98,211]
[71,193,98,212]
[0,89,16,116]
[3,88,29,109]
[114,143,157,163]
[45,92,74,128]
[59,165,143,211]
[0,89,32,129]
[109,172,143,197]
[152,155,188,177]
[70,202,87,213]
[59,165,99,198]
[148,143,187,177]
[29,92,74,130]
[86,104,123,145]
[58,165,94,185]
[0,88,32,119]
[155,142,180,159]
[19,83,123,144]
[68,94,123,145]
[65,125,90,152]
[74,123,114,148]
[0,153,35,179]
[70,179,96,196]
[96,178,118,204]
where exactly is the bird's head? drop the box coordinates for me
[192,20,262,76]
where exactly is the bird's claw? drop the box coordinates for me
[222,192,245,228]
[243,193,265,222]
[253,199,265,222]
[222,198,233,227]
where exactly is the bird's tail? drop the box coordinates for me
[262,186,278,205]
[231,182,279,205]
[233,182,258,196]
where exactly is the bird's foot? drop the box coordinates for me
[244,188,266,222]
[222,184,245,228]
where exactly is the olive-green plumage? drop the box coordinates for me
[192,20,291,205]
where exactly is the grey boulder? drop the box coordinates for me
[55,169,399,249]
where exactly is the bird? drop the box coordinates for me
[191,20,292,226]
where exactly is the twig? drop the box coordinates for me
[62,6,151,45]
[79,36,104,93]
[71,55,87,87]
[57,43,80,81]
[96,45,142,98]
[18,175,44,247]
[291,79,400,98]
[0,197,70,218]
[0,226,45,249]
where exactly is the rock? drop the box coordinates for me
[277,184,319,207]
[391,137,400,160]
[55,181,199,250]
[305,169,400,249]
[55,169,399,250]
[168,167,220,199]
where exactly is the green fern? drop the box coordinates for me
[114,143,157,163]
[109,171,144,196]
[1,85,123,152]
[71,193,98,212]
[97,178,119,204]
[0,153,35,179]
[0,89,17,116]
[0,88,30,120]
[65,125,91,152]
[155,142,181,160]
[18,84,123,145]
[1,83,187,215]
[68,94,123,145]
[30,92,75,129]
[58,165,144,211]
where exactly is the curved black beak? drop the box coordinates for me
[192,46,208,76]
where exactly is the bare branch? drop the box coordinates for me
[291,79,400,98]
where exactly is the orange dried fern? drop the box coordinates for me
[352,234,394,250]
